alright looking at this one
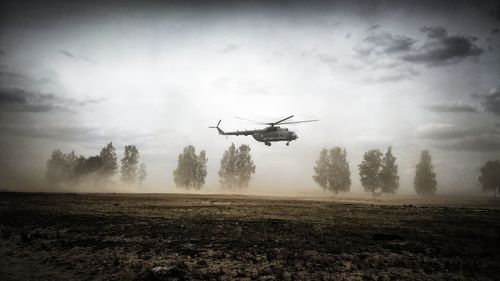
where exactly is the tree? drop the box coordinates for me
[46,150,77,184]
[414,150,437,196]
[219,143,256,189]
[173,145,208,189]
[121,145,139,184]
[359,149,383,195]
[359,147,399,196]
[479,160,500,197]
[313,147,351,194]
[99,142,117,178]
[138,163,147,186]
[74,155,103,178]
[379,147,399,194]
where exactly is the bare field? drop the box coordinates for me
[0,192,499,280]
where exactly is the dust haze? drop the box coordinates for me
[1,0,500,196]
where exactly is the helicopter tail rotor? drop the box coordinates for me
[209,120,225,135]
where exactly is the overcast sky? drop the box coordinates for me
[1,0,499,194]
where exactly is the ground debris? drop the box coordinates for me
[0,192,499,281]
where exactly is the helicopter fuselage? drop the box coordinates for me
[251,127,297,146]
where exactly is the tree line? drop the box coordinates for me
[312,147,437,196]
[313,146,500,197]
[47,141,500,196]
[46,142,146,186]
[173,144,499,196]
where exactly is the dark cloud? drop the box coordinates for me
[60,50,75,58]
[420,26,447,39]
[0,88,67,113]
[476,88,500,115]
[59,50,98,64]
[0,89,27,104]
[416,123,478,140]
[369,24,380,31]
[416,123,500,151]
[0,87,103,113]
[0,70,27,81]
[402,26,483,66]
[356,26,483,67]
[423,102,478,113]
[490,3,500,21]
[357,32,416,56]
[438,135,500,152]
[491,28,500,34]
[0,69,53,89]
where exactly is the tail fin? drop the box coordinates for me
[209,120,225,135]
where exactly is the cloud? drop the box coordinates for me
[0,67,54,87]
[355,26,483,68]
[0,89,27,104]
[437,135,500,152]
[60,50,75,58]
[416,123,500,151]
[490,3,500,21]
[423,101,478,113]
[416,123,478,140]
[0,88,66,113]
[472,88,500,115]
[352,32,420,83]
[479,88,500,115]
[0,87,104,113]
[355,32,416,57]
[217,44,239,54]
[402,26,483,66]
[368,24,380,31]
[59,49,98,64]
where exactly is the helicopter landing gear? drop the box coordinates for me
[265,142,271,146]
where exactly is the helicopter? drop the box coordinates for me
[209,115,318,146]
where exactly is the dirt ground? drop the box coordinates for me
[0,192,499,280]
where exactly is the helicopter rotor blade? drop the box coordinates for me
[234,116,267,124]
[279,119,319,125]
[271,115,294,125]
